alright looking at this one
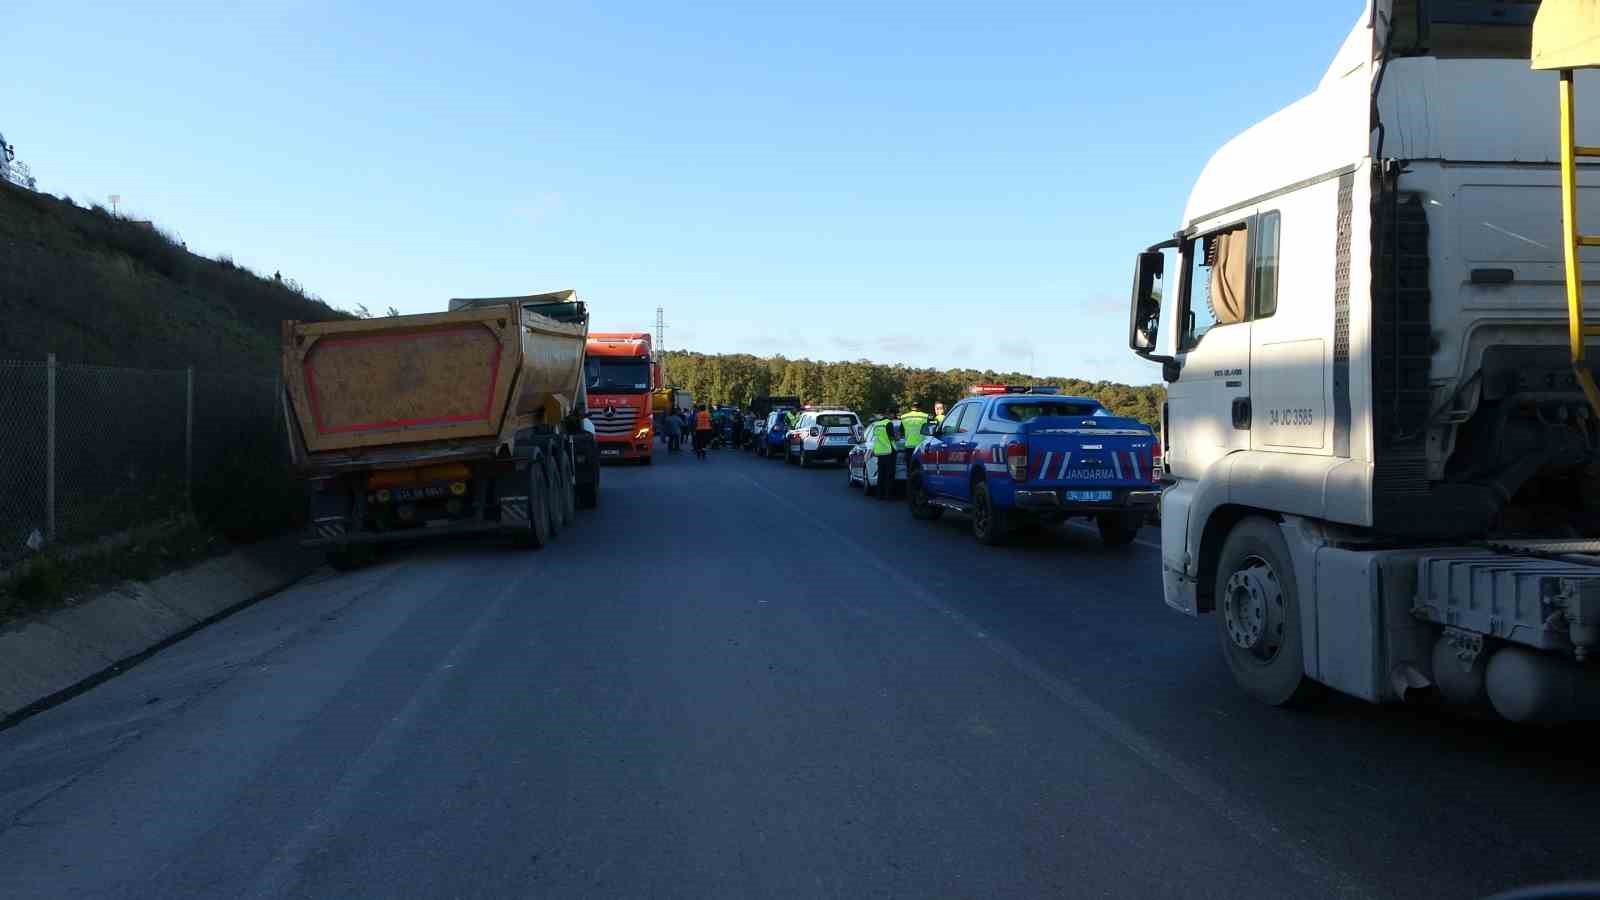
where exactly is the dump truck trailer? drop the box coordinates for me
[281,291,589,566]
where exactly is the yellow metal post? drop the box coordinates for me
[1559,70,1600,419]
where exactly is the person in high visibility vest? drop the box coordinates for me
[869,417,905,499]
[693,405,714,460]
[899,407,930,450]
[932,402,947,426]
[784,409,799,430]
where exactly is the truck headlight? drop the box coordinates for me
[636,427,651,439]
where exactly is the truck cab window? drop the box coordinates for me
[1251,211,1280,319]
[1181,225,1247,349]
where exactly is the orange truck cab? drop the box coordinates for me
[584,332,659,464]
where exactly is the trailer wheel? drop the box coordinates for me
[325,547,368,571]
[1214,517,1321,707]
[513,464,550,550]
[556,450,576,526]
[540,455,562,539]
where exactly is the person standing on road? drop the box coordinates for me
[869,417,902,500]
[900,407,930,451]
[693,404,714,460]
[663,407,683,452]
[932,402,947,427]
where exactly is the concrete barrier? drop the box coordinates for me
[0,537,319,724]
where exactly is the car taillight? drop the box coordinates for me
[1006,441,1028,481]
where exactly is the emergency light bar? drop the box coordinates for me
[967,384,1062,395]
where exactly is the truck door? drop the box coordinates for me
[945,401,985,503]
[1165,222,1254,479]
[923,401,967,496]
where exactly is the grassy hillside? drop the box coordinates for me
[0,182,348,371]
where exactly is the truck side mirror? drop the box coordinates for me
[1129,251,1163,355]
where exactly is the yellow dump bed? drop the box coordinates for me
[282,302,586,458]
[1533,0,1600,70]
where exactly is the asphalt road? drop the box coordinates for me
[1,446,1597,899]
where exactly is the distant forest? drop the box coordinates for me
[658,351,1164,427]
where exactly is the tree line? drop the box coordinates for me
[657,352,1164,427]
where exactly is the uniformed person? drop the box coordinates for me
[871,417,905,500]
[932,402,947,426]
[900,407,930,450]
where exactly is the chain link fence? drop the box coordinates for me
[0,357,288,569]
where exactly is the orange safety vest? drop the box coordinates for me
[694,411,712,431]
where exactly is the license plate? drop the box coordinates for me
[1065,490,1113,502]
[600,448,621,457]
[391,485,450,502]
[826,436,851,444]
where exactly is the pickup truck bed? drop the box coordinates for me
[909,392,1159,547]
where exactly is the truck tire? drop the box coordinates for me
[540,455,562,539]
[556,451,576,527]
[326,546,371,571]
[1097,512,1142,548]
[908,471,942,520]
[576,480,598,509]
[1214,517,1321,707]
[512,464,550,550]
[971,480,1009,545]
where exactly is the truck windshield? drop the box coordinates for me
[585,359,651,393]
[1390,0,1538,59]
[997,401,1103,422]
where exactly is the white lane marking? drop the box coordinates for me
[730,468,1364,898]
[1067,520,1160,550]
[1057,451,1072,480]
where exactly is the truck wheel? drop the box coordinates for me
[575,481,598,509]
[908,471,942,521]
[556,451,576,527]
[971,480,1009,546]
[1214,517,1320,707]
[1097,512,1142,548]
[326,546,371,571]
[513,465,550,550]
[541,456,562,539]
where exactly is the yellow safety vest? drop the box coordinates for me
[900,411,929,448]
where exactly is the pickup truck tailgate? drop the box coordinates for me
[1022,415,1155,488]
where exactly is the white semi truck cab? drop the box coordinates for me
[1127,0,1600,721]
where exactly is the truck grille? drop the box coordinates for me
[591,405,640,436]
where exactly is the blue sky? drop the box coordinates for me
[7,1,1358,384]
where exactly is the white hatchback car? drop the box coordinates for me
[785,410,861,467]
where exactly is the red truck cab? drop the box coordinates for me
[585,332,658,464]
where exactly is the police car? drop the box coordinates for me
[784,409,861,467]
[907,385,1160,547]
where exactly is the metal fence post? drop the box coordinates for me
[185,365,194,512]
[46,352,56,543]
